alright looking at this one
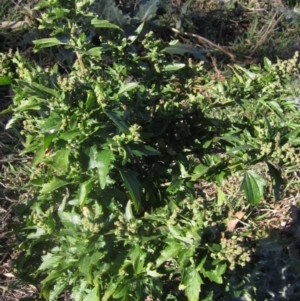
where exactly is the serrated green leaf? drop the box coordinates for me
[102,280,119,301]
[119,169,141,211]
[89,148,113,189]
[168,223,193,244]
[183,267,202,301]
[178,248,195,266]
[240,170,265,205]
[118,82,139,95]
[39,253,63,271]
[49,281,66,301]
[83,286,100,301]
[204,262,227,284]
[156,242,182,267]
[40,177,69,194]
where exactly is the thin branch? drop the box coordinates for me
[171,27,236,61]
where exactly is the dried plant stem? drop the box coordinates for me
[171,27,235,61]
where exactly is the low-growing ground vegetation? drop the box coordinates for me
[1,0,300,301]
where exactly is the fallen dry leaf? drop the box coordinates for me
[227,211,245,232]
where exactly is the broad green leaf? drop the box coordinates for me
[227,144,256,154]
[118,82,139,95]
[60,129,81,140]
[164,41,207,62]
[167,176,181,194]
[39,253,63,271]
[52,148,70,172]
[133,252,146,275]
[33,37,65,51]
[49,281,66,301]
[107,6,128,28]
[168,223,193,244]
[146,269,164,277]
[129,143,160,156]
[32,144,45,167]
[89,148,114,189]
[91,18,122,30]
[41,112,62,134]
[191,164,209,181]
[178,248,195,266]
[15,98,41,112]
[79,180,92,208]
[97,150,113,189]
[0,76,12,85]
[125,200,134,220]
[204,262,227,284]
[83,286,100,301]
[135,22,144,34]
[156,242,182,267]
[183,267,202,301]
[29,82,60,98]
[119,169,141,211]
[267,162,285,202]
[137,0,159,21]
[163,63,185,71]
[79,256,92,284]
[240,170,265,205]
[217,187,226,206]
[264,57,272,70]
[196,255,207,271]
[86,90,97,109]
[105,111,130,133]
[113,282,130,299]
[86,47,102,57]
[234,64,256,80]
[207,243,221,253]
[40,177,69,194]
[58,211,81,228]
[102,280,119,301]
[27,228,46,239]
[258,99,285,120]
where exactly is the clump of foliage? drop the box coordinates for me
[2,0,300,300]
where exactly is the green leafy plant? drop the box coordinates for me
[4,1,300,300]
